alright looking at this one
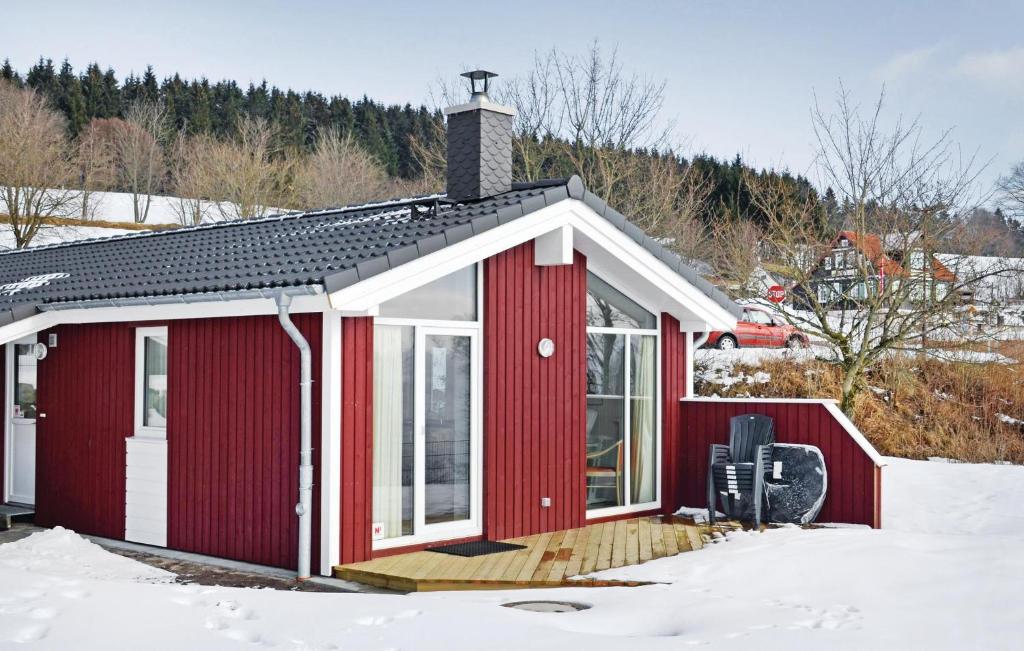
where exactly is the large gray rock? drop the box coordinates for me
[765,444,828,524]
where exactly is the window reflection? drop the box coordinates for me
[379,266,477,321]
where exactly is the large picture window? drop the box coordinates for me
[585,272,659,513]
[372,266,481,548]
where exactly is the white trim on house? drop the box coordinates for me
[327,199,737,334]
[319,311,342,576]
[684,331,696,398]
[681,397,887,468]
[0,293,330,348]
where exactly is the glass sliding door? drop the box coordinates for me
[585,271,660,515]
[585,333,626,508]
[420,332,473,527]
[372,324,479,547]
[630,334,657,505]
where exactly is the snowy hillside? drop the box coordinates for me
[1,457,1021,649]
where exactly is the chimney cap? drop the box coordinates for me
[461,69,498,99]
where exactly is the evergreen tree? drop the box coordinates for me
[189,78,213,134]
[102,67,121,117]
[0,58,22,85]
[141,66,159,103]
[81,63,108,118]
[57,59,88,135]
[25,57,58,101]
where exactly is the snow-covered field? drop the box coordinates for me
[1,457,1021,649]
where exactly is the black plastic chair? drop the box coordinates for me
[707,414,775,526]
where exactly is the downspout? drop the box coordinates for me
[275,292,313,580]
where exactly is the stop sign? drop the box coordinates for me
[767,285,786,303]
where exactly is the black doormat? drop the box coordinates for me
[426,541,527,557]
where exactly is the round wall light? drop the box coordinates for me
[537,338,555,358]
[32,342,48,360]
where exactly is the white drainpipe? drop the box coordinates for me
[693,331,710,349]
[275,292,313,580]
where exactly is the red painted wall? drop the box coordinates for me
[339,316,373,565]
[29,315,323,570]
[35,323,133,538]
[680,400,882,527]
[660,314,688,515]
[483,243,588,540]
[0,345,4,498]
[166,314,323,569]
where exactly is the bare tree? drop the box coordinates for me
[168,130,216,226]
[205,117,290,220]
[113,101,166,223]
[293,128,389,209]
[416,43,706,259]
[752,87,1014,413]
[75,119,116,220]
[0,82,77,248]
[998,160,1024,220]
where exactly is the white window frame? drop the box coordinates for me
[585,271,662,519]
[4,334,38,505]
[371,264,484,550]
[134,326,168,440]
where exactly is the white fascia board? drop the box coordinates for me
[328,198,737,331]
[0,293,331,346]
[0,312,59,347]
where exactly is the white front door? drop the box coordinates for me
[6,338,38,505]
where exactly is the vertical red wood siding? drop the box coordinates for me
[679,400,882,527]
[339,316,373,565]
[0,345,4,496]
[483,243,587,540]
[659,314,687,515]
[166,314,323,569]
[35,323,133,538]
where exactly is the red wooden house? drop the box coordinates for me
[0,72,883,579]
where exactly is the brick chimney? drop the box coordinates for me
[445,70,515,202]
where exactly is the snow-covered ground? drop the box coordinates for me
[1,457,1022,649]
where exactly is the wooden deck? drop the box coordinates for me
[334,516,732,592]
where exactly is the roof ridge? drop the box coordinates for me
[0,191,447,258]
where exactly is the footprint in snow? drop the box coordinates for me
[10,624,49,643]
[354,615,393,626]
[216,600,257,620]
[28,606,58,620]
[59,588,90,600]
[221,627,262,643]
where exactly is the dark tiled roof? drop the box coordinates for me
[0,176,742,325]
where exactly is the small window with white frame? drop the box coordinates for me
[135,327,168,438]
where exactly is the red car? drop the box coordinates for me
[705,305,809,350]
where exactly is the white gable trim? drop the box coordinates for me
[328,198,737,332]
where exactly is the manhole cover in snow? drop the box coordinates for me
[502,600,590,613]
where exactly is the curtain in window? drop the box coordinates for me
[630,335,656,504]
[373,326,404,538]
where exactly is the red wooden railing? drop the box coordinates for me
[678,398,885,528]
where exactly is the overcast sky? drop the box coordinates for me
[3,0,1021,196]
